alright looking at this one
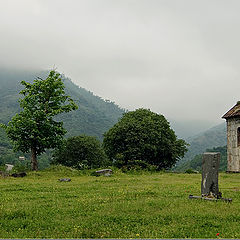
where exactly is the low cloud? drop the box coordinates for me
[0,0,239,124]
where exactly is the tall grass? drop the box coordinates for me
[0,166,239,238]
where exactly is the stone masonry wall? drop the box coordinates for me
[227,117,240,172]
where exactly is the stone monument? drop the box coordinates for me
[201,152,220,198]
[189,152,231,202]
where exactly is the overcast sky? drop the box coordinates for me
[0,0,239,125]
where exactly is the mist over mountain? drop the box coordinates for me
[174,122,227,170]
[0,68,125,140]
[169,119,223,139]
[0,68,219,141]
[0,68,126,168]
[0,68,228,170]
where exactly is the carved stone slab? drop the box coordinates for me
[201,152,220,198]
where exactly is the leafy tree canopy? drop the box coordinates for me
[53,135,109,169]
[0,70,78,170]
[103,108,188,170]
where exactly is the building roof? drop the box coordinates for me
[222,102,240,119]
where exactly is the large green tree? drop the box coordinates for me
[103,108,188,170]
[0,70,78,170]
[53,135,109,169]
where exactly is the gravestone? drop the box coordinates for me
[201,152,220,198]
[189,151,232,202]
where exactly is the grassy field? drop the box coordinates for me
[0,166,240,239]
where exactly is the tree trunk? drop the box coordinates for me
[31,146,38,171]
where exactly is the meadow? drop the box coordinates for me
[0,166,240,239]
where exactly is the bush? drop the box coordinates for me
[53,135,109,169]
[103,108,188,170]
[12,163,30,173]
[115,159,157,172]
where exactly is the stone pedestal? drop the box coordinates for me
[201,152,220,197]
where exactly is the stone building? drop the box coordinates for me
[222,102,240,172]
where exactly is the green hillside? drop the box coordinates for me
[0,68,228,170]
[0,68,125,167]
[0,69,124,139]
[174,123,227,170]
[175,145,227,172]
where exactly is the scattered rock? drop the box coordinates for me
[5,164,14,171]
[94,169,113,177]
[11,172,27,178]
[59,178,71,182]
[19,156,25,161]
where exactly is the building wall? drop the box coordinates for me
[227,117,240,172]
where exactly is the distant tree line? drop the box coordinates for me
[54,109,187,171]
[177,146,227,172]
[0,70,188,171]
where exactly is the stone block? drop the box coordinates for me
[94,169,113,176]
[59,178,71,182]
[5,164,14,171]
[201,152,220,198]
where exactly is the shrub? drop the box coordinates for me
[53,135,109,169]
[103,108,188,170]
[12,163,30,173]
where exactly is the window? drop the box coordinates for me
[238,127,240,147]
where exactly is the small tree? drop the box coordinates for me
[103,108,188,170]
[53,135,109,169]
[0,70,78,170]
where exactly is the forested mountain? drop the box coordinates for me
[0,68,125,167]
[169,119,221,139]
[174,122,227,171]
[57,77,125,138]
[176,146,227,172]
[0,68,125,139]
[0,68,228,170]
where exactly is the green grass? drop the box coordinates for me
[0,166,240,238]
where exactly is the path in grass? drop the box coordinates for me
[0,168,239,238]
